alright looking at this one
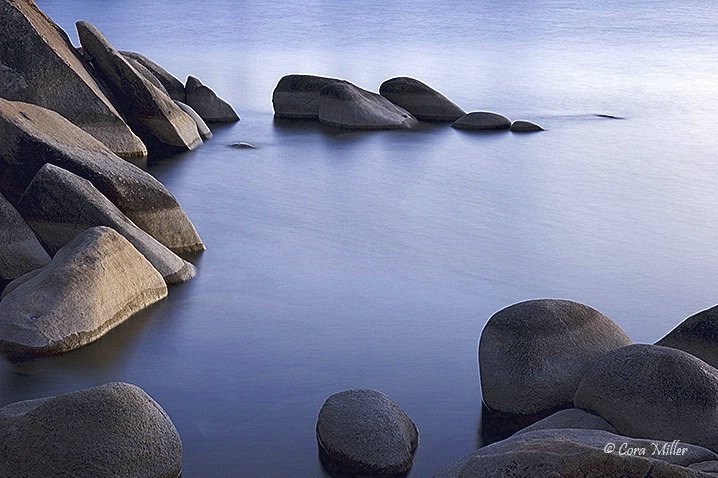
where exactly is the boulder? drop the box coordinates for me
[574,344,718,453]
[17,164,195,284]
[318,82,418,130]
[452,111,511,130]
[120,50,185,101]
[185,75,239,123]
[0,192,50,284]
[379,77,465,122]
[656,304,718,369]
[124,56,170,96]
[317,389,418,477]
[76,21,202,154]
[0,98,205,253]
[433,428,718,478]
[513,408,617,436]
[0,226,167,358]
[0,382,182,478]
[174,100,212,140]
[479,299,631,414]
[510,120,544,132]
[0,0,146,158]
[272,74,344,119]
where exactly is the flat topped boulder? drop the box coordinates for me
[479,299,632,414]
[0,98,205,253]
[0,192,50,283]
[318,82,418,130]
[656,304,718,369]
[575,344,718,453]
[76,21,202,154]
[317,389,419,477]
[17,164,196,284]
[0,0,146,158]
[185,75,239,123]
[0,382,182,478]
[120,50,186,102]
[0,226,167,359]
[272,74,345,119]
[452,111,511,131]
[379,77,465,122]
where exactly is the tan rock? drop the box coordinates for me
[0,192,50,283]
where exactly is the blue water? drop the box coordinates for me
[3,1,718,476]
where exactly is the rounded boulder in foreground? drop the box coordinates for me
[574,344,718,453]
[452,111,511,130]
[510,119,544,132]
[317,389,419,477]
[0,382,182,478]
[479,299,631,414]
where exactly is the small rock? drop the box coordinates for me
[185,75,239,123]
[510,120,544,132]
[452,111,512,131]
[229,142,257,149]
[379,76,465,122]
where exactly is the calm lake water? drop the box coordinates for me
[3,1,718,476]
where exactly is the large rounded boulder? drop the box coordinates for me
[379,77,465,122]
[317,389,419,477]
[272,74,345,119]
[0,226,167,359]
[452,111,511,130]
[479,299,631,414]
[656,304,718,369]
[574,343,718,453]
[0,192,50,285]
[0,382,182,478]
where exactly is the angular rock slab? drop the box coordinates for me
[0,192,50,283]
[452,111,511,130]
[0,98,205,253]
[317,389,419,477]
[379,77,465,122]
[656,304,718,369]
[76,21,202,154]
[0,226,167,358]
[575,343,718,453]
[318,82,418,130]
[513,408,617,436]
[272,74,345,119]
[0,382,182,478]
[0,0,146,158]
[479,299,631,414]
[174,100,213,140]
[433,428,718,478]
[185,75,239,123]
[510,120,544,132]
[121,50,186,102]
[17,164,195,284]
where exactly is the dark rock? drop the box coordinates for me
[575,344,718,453]
[185,75,239,123]
[0,0,146,158]
[656,304,718,369]
[510,120,544,132]
[0,98,205,253]
[317,389,418,477]
[452,111,511,130]
[513,408,617,436]
[0,382,182,477]
[272,74,344,119]
[76,21,202,155]
[0,192,50,283]
[479,299,631,414]
[120,50,186,102]
[0,227,167,358]
[174,100,212,140]
[379,77,465,122]
[229,142,257,149]
[17,164,195,284]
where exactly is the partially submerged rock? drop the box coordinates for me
[479,299,631,414]
[0,382,182,478]
[0,192,50,284]
[76,21,202,154]
[272,74,343,119]
[318,81,417,130]
[174,100,212,140]
[0,0,146,158]
[379,77,465,122]
[317,389,419,477]
[452,111,511,131]
[17,164,196,284]
[510,119,544,132]
[0,227,167,358]
[0,98,205,253]
[656,304,718,369]
[120,50,186,101]
[185,75,239,123]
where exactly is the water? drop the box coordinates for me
[3,1,718,476]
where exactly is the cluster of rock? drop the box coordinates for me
[0,382,182,478]
[433,298,718,477]
[272,74,542,132]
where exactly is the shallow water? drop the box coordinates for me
[4,1,718,476]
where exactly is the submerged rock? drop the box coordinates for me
[0,227,167,358]
[0,382,182,478]
[0,0,146,158]
[379,76,465,122]
[656,304,718,369]
[452,111,511,131]
[317,389,419,477]
[510,120,544,132]
[479,299,631,414]
[120,50,186,102]
[0,192,50,284]
[272,74,344,119]
[185,75,239,123]
[174,100,213,140]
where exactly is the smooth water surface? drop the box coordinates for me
[3,1,718,476]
